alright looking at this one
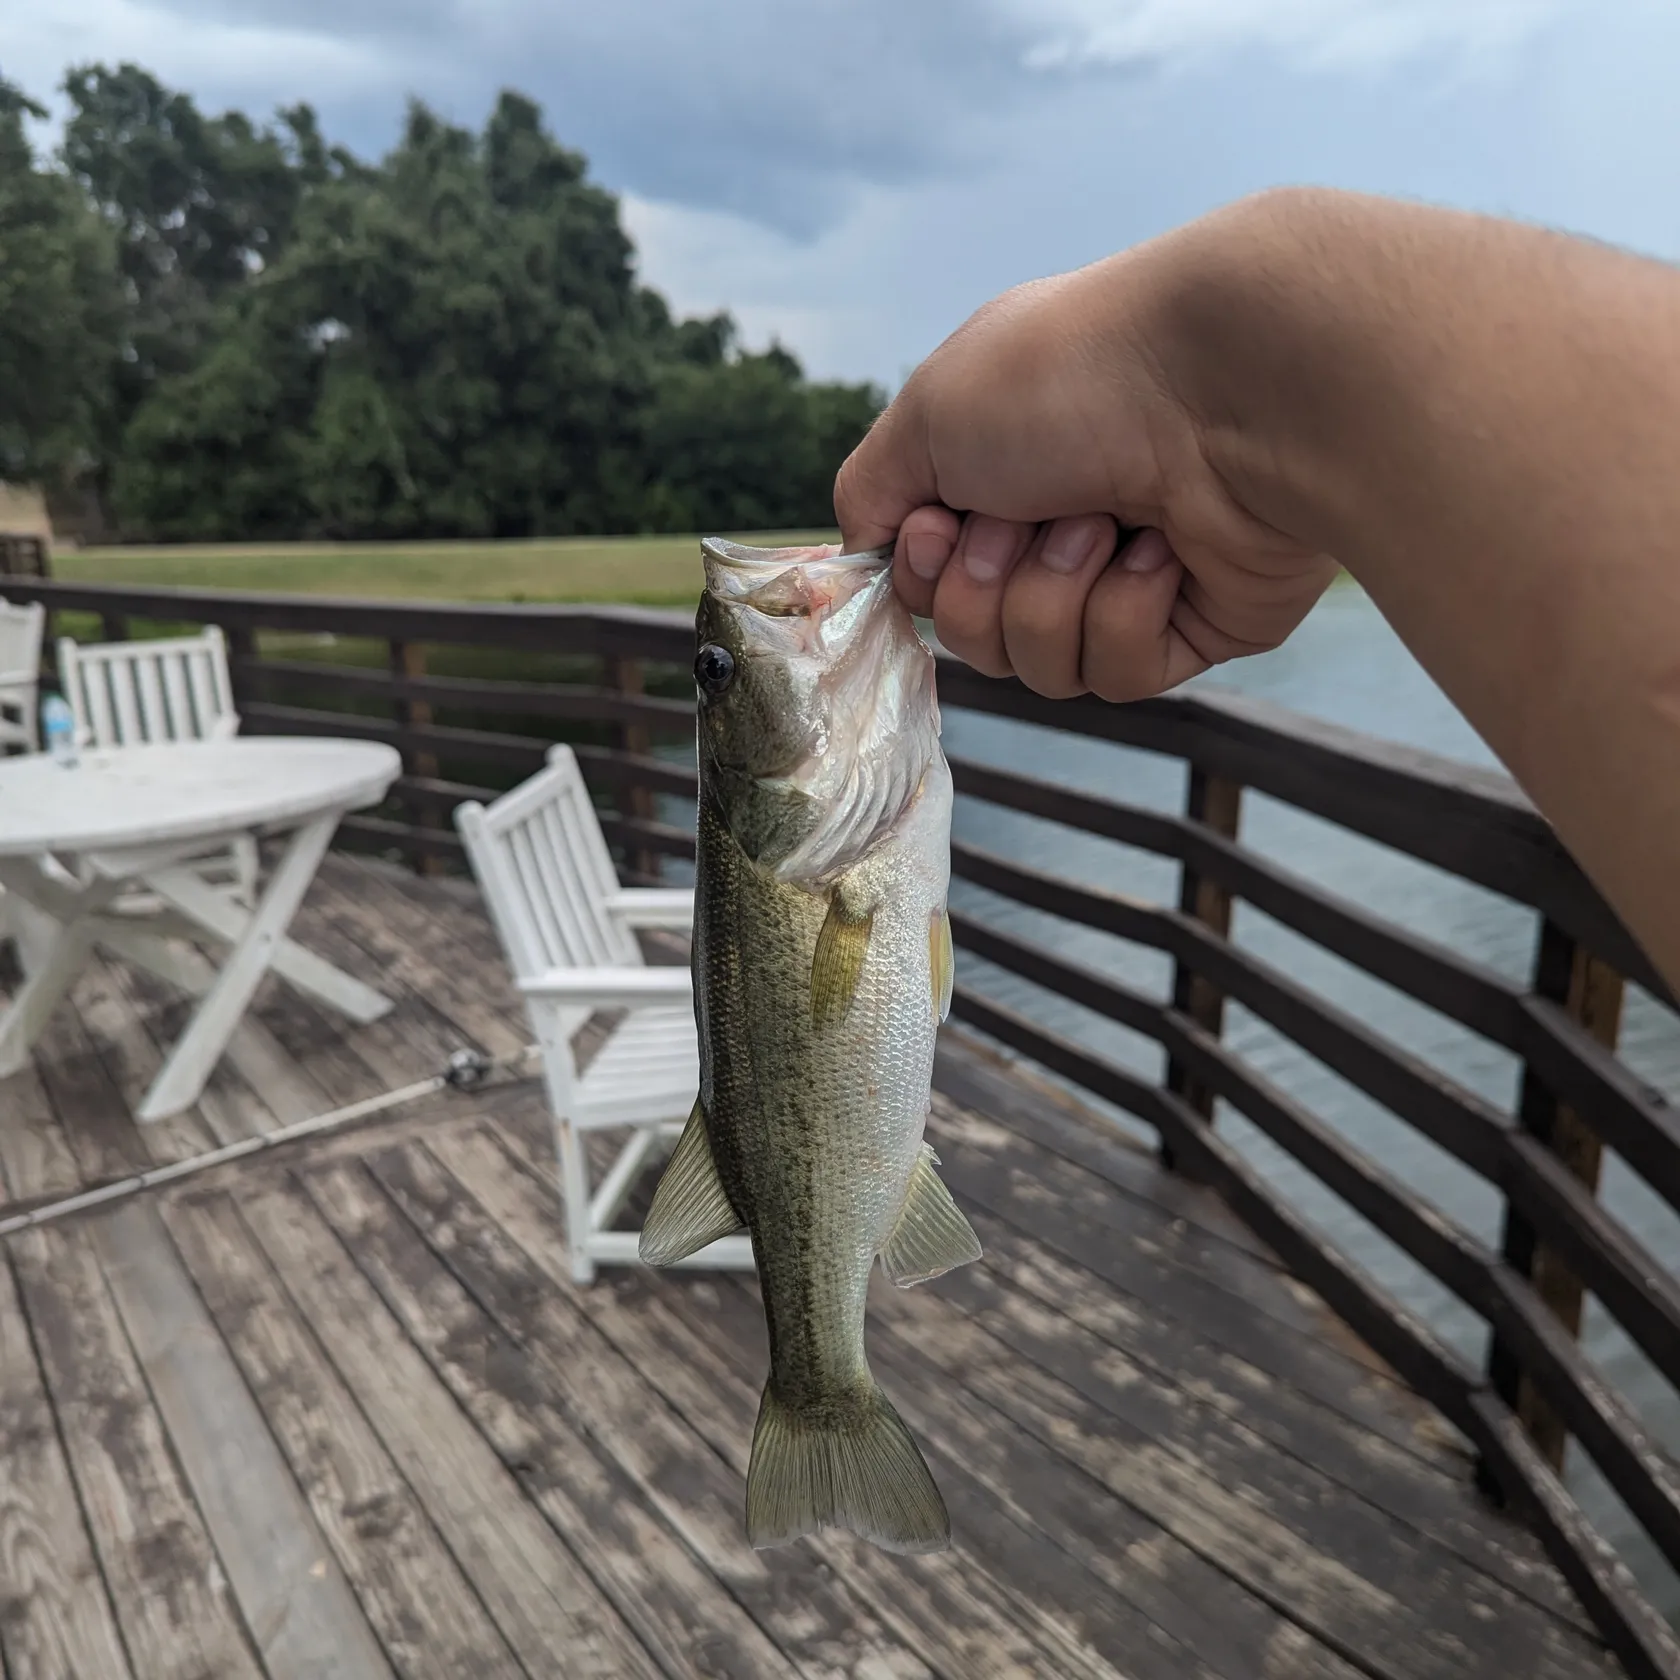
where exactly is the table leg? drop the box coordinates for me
[135,813,339,1122]
[0,860,129,1076]
[140,862,392,1025]
[0,921,94,1076]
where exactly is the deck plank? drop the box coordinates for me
[237,1176,670,1680]
[0,853,1629,1680]
[0,1248,133,1680]
[957,1198,1590,1628]
[0,1061,81,1208]
[443,1121,1376,1680]
[925,1090,1446,1458]
[8,1222,264,1680]
[868,1257,1611,1680]
[310,1149,936,1680]
[162,1191,529,1680]
[418,1123,1132,1680]
[94,1200,393,1680]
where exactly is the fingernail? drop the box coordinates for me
[904,530,951,580]
[962,518,1017,583]
[1040,516,1104,574]
[1119,529,1172,573]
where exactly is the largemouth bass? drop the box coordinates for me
[639,537,981,1555]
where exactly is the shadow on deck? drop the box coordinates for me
[0,855,1622,1679]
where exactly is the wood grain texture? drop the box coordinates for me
[238,1177,662,1680]
[92,1201,393,1680]
[162,1191,526,1680]
[9,1221,264,1680]
[0,1249,132,1680]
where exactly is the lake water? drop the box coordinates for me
[940,581,1680,1616]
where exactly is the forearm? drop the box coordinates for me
[1145,188,1680,977]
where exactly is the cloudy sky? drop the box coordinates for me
[4,0,1677,388]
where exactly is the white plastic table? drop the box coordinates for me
[0,737,401,1120]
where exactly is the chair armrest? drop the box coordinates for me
[601,887,695,930]
[0,669,38,687]
[518,966,692,1009]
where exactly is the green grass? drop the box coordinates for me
[61,530,841,608]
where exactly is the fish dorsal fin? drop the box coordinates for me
[930,907,954,1023]
[811,893,873,1027]
[640,1099,745,1266]
[879,1144,982,1288]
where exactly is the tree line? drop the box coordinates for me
[0,64,885,541]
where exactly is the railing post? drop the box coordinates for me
[1486,918,1625,1476]
[1162,767,1243,1169]
[607,652,659,883]
[99,612,129,644]
[389,639,441,875]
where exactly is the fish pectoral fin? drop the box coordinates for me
[930,907,954,1023]
[811,892,874,1027]
[878,1143,983,1288]
[639,1099,745,1267]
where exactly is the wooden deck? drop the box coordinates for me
[0,853,1626,1679]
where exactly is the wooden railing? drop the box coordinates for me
[9,576,1680,1677]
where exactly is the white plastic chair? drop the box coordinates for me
[57,627,257,903]
[456,743,753,1283]
[0,598,44,753]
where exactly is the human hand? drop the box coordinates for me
[833,217,1340,701]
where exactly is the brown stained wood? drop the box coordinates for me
[1165,769,1241,1135]
[947,752,1527,1045]
[389,641,441,875]
[94,1201,395,1680]
[242,656,695,733]
[8,1221,265,1680]
[950,838,1516,1182]
[607,653,661,882]
[423,1122,1139,1680]
[0,1249,133,1680]
[162,1191,528,1680]
[236,1179,663,1680]
[1465,1392,1680,1680]
[1497,927,1627,1472]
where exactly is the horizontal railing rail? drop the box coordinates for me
[9,573,1680,1675]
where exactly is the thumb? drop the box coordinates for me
[834,385,939,553]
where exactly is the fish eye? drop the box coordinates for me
[694,643,735,698]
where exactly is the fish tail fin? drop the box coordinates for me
[745,1380,950,1555]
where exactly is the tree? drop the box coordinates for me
[27,64,884,540]
[0,77,124,488]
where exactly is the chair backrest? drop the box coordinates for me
[455,745,641,997]
[58,626,238,747]
[0,598,44,680]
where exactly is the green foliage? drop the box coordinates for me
[0,65,883,541]
[0,77,126,486]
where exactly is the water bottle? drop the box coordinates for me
[41,694,78,767]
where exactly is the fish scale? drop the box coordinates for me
[639,536,983,1556]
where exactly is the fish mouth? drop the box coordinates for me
[701,538,894,616]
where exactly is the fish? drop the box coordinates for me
[638,536,981,1556]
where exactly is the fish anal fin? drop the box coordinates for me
[639,1098,745,1267]
[879,1143,982,1288]
[745,1381,950,1555]
[930,907,954,1023]
[811,893,873,1027]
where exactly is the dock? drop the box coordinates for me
[0,854,1621,1679]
